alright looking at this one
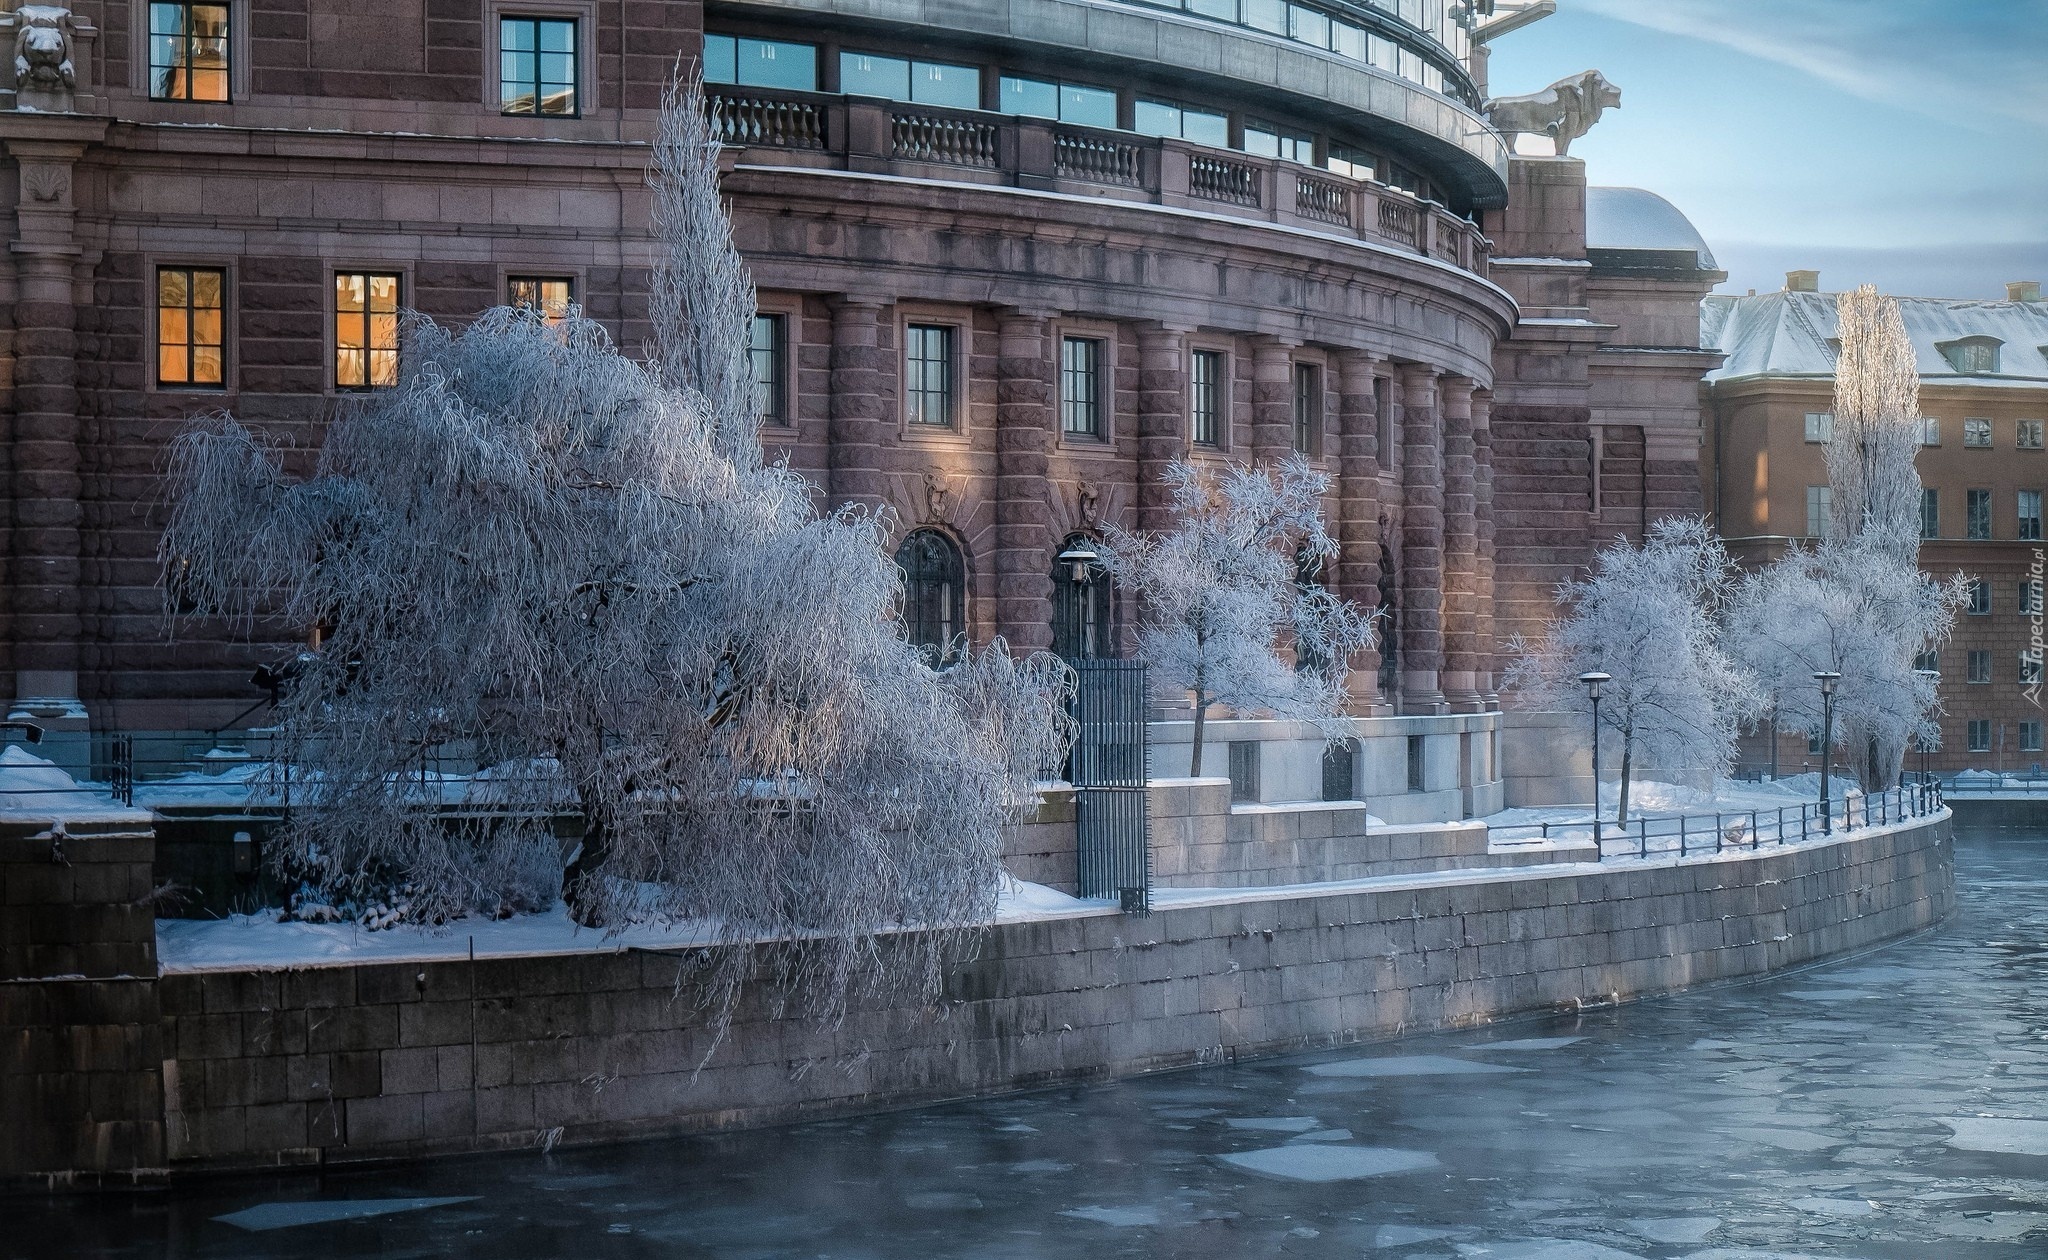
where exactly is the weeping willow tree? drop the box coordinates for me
[158,70,1072,1027]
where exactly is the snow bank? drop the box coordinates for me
[0,746,113,814]
[1483,775,1859,834]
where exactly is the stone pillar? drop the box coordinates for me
[1249,337,1294,464]
[5,137,92,766]
[826,296,890,514]
[1473,390,1499,708]
[995,311,1057,652]
[1334,349,1384,711]
[1398,364,1445,713]
[1136,324,1190,535]
[1439,376,1481,712]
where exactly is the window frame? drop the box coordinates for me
[1291,359,1326,458]
[894,527,968,665]
[1920,416,1941,446]
[146,0,233,103]
[747,296,803,431]
[1804,484,1832,539]
[2022,489,2043,542]
[1802,411,1833,444]
[1968,718,1992,754]
[506,274,575,324]
[896,308,971,439]
[1967,488,1993,540]
[487,1,600,115]
[329,267,406,393]
[1059,334,1107,441]
[1968,649,1992,685]
[2023,720,2044,754]
[497,14,582,118]
[1969,578,1992,616]
[152,262,230,393]
[1188,345,1230,449]
[702,32,819,92]
[2021,419,2046,450]
[1920,486,1940,540]
[1965,417,1994,448]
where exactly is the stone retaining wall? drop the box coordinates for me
[153,813,1953,1173]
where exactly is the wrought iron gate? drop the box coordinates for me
[1071,659,1151,912]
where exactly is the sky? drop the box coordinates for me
[1483,0,2048,301]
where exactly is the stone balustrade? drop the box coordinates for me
[710,89,1489,275]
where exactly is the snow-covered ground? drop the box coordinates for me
[1941,770,2048,797]
[1482,774,1852,835]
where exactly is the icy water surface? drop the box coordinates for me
[20,823,2048,1258]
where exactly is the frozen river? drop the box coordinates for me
[22,822,2048,1258]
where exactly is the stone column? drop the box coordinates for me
[1398,364,1445,713]
[1333,349,1384,711]
[5,137,92,764]
[995,310,1057,652]
[1249,337,1294,464]
[1473,390,1499,708]
[826,296,890,515]
[1136,324,1190,535]
[1439,376,1482,711]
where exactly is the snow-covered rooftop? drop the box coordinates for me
[1702,289,2048,387]
[1586,186,1717,270]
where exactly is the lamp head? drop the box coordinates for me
[1055,539,1101,585]
[1578,670,1610,701]
[1814,670,1841,696]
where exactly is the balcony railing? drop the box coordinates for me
[707,88,1489,276]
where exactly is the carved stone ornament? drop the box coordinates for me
[20,163,67,202]
[921,471,950,522]
[13,5,76,92]
[1076,480,1101,527]
[1482,70,1620,157]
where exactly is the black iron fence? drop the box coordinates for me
[1489,782,1945,862]
[1071,660,1151,912]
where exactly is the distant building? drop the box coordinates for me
[1703,276,2048,773]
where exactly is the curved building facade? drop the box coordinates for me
[0,0,1723,797]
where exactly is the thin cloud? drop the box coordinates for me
[1573,0,2048,135]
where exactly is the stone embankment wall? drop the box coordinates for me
[153,813,1952,1173]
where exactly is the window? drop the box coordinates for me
[1970,578,1991,615]
[1051,533,1113,662]
[1292,362,1321,455]
[1942,339,2001,375]
[156,266,225,388]
[1288,4,1329,47]
[841,52,979,109]
[999,76,1117,128]
[1966,417,1994,447]
[895,530,965,663]
[1244,123,1314,164]
[1243,0,1286,34]
[904,324,955,427]
[1802,411,1833,443]
[1969,650,1991,684]
[1133,99,1230,147]
[1914,650,1939,673]
[1804,485,1832,538]
[749,313,786,424]
[1229,740,1261,802]
[1406,734,1425,791]
[1968,489,1993,540]
[1921,487,1939,539]
[1060,337,1104,438]
[500,17,578,116]
[149,2,230,101]
[702,35,817,91]
[1190,349,1224,447]
[2024,721,2043,754]
[1969,719,1992,753]
[1921,416,1941,446]
[1326,144,1375,182]
[2023,490,2042,541]
[507,276,572,323]
[1807,732,1822,757]
[1321,740,1356,802]
[2023,653,2043,687]
[2023,420,2046,450]
[2026,580,2042,616]
[334,271,400,390]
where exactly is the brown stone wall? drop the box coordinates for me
[1489,404,1595,674]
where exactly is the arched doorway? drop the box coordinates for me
[895,528,966,664]
[1051,533,1115,662]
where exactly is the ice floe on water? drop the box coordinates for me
[1217,1144,1439,1182]
[213,1197,480,1231]
[1623,1215,1722,1244]
[1057,1204,1160,1227]
[1223,1115,1321,1132]
[1463,1036,1585,1052]
[1304,1054,1529,1078]
[1944,1116,2048,1155]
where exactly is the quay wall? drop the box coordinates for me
[146,813,1953,1174]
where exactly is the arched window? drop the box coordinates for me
[1051,533,1115,661]
[896,528,965,663]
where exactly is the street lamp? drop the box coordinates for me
[1580,671,1610,845]
[1056,538,1101,585]
[1915,668,1940,787]
[1815,670,1841,834]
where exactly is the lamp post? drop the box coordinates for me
[1915,668,1939,787]
[1579,671,1610,845]
[1815,670,1841,834]
[1054,538,1102,660]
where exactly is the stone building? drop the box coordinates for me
[0,0,1722,809]
[1703,276,2048,774]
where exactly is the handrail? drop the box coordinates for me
[1490,782,1945,863]
[705,88,1483,275]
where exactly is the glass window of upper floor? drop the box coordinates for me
[1966,417,1994,447]
[1132,99,1231,148]
[841,52,980,110]
[703,34,818,92]
[150,2,229,102]
[501,17,578,117]
[1244,122,1314,165]
[1000,76,1117,129]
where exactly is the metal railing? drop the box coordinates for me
[705,88,1486,271]
[1489,782,1945,862]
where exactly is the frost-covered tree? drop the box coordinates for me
[158,71,1072,1024]
[1097,456,1376,776]
[1506,518,1759,826]
[1725,543,1965,793]
[1824,285,1925,562]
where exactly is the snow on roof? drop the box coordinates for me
[1586,186,1717,270]
[1702,289,2048,386]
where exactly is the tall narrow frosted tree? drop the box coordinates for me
[1507,518,1759,825]
[1825,285,1925,562]
[158,71,1072,1024]
[1098,456,1377,777]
